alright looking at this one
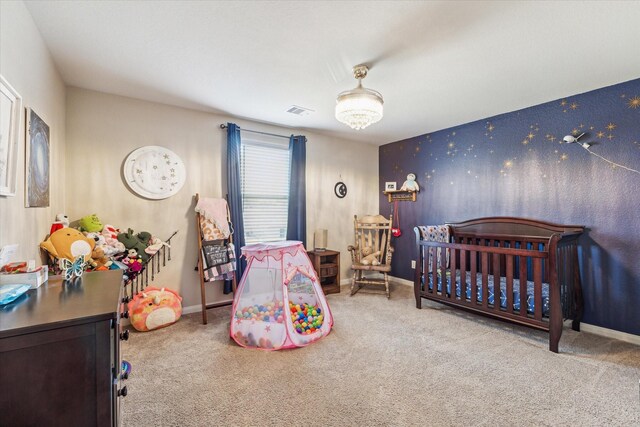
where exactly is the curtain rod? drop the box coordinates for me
[219,124,292,140]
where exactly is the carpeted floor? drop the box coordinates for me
[121,283,640,426]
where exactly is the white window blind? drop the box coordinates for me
[240,140,291,244]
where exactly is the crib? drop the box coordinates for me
[414,217,584,352]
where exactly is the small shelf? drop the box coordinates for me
[307,249,340,295]
[383,190,417,202]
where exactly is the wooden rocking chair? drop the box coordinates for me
[347,214,394,298]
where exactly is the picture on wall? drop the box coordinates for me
[25,108,50,207]
[0,75,22,197]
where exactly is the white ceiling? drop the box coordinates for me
[25,1,640,145]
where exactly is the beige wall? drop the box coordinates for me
[66,87,378,308]
[0,1,66,263]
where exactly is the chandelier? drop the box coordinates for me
[335,65,384,130]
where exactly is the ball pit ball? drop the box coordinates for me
[235,301,285,323]
[289,301,324,335]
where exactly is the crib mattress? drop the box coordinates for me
[425,271,550,316]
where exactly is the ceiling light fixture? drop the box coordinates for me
[335,65,384,130]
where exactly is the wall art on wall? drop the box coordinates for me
[0,75,22,197]
[25,108,50,207]
[123,145,186,199]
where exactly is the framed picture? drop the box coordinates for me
[25,108,50,207]
[385,181,397,191]
[0,75,22,197]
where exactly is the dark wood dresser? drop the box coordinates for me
[0,270,127,427]
[307,249,340,294]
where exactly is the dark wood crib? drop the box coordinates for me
[413,217,584,352]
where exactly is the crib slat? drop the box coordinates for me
[493,252,500,310]
[519,255,528,316]
[430,248,437,294]
[460,250,467,301]
[534,258,543,321]
[440,246,448,298]
[471,251,478,304]
[481,252,489,309]
[450,247,457,300]
[506,255,514,313]
[423,250,429,294]
[542,242,549,283]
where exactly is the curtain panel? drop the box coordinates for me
[226,122,246,285]
[287,135,307,247]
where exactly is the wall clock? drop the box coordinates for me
[123,146,186,199]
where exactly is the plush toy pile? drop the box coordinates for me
[40,213,169,276]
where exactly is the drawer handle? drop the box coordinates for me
[120,330,129,341]
[122,311,129,319]
[121,371,129,380]
[121,296,130,304]
[118,386,128,397]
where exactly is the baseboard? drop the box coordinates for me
[341,276,413,287]
[389,275,414,287]
[565,321,640,346]
[182,301,233,315]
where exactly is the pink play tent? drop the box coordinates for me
[230,241,333,350]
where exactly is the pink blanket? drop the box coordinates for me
[195,198,230,239]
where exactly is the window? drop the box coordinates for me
[240,139,291,244]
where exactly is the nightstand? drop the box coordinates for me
[307,249,340,294]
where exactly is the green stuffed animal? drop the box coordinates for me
[117,228,151,262]
[79,214,103,233]
[137,231,152,246]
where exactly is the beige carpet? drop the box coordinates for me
[121,284,640,426]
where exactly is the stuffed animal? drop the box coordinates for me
[400,173,420,192]
[101,224,120,240]
[122,256,143,273]
[84,231,106,247]
[127,287,182,332]
[91,247,112,270]
[79,214,103,233]
[40,228,96,263]
[117,228,150,262]
[145,236,170,255]
[100,225,126,256]
[56,213,70,227]
[137,231,152,246]
[127,248,139,259]
[360,246,381,266]
[49,213,71,235]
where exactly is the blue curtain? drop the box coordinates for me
[287,135,307,247]
[226,123,246,289]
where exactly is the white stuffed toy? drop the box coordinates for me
[100,224,126,256]
[56,213,70,227]
[400,173,420,192]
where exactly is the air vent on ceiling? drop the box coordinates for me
[286,105,314,116]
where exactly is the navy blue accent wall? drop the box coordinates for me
[379,79,640,335]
